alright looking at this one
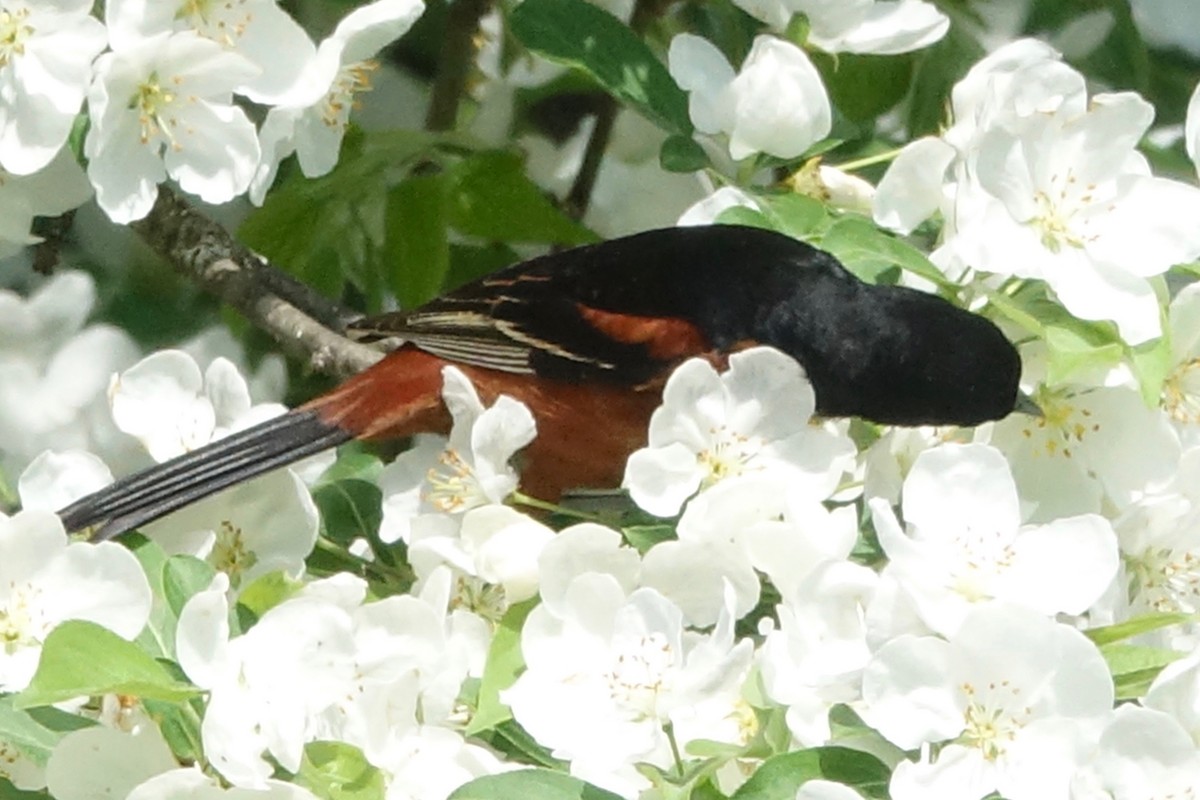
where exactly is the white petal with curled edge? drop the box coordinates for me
[873,137,956,234]
[18,449,113,512]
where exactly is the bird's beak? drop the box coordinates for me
[1011,391,1043,417]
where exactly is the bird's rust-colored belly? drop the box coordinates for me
[305,346,663,501]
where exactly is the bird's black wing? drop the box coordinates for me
[346,229,746,384]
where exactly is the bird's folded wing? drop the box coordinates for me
[347,271,711,384]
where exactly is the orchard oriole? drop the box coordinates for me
[60,224,1023,540]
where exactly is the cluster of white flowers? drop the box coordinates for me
[0,0,424,230]
[8,2,1200,800]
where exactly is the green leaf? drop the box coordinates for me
[985,289,1046,337]
[511,0,692,135]
[906,23,984,136]
[15,622,200,708]
[483,720,566,770]
[730,747,891,800]
[143,696,204,765]
[240,128,456,306]
[1128,332,1172,408]
[314,446,384,487]
[127,534,174,659]
[240,135,385,302]
[447,151,596,245]
[621,524,676,554]
[757,193,830,241]
[297,741,387,800]
[237,569,305,620]
[449,769,623,800]
[660,135,709,173]
[715,205,776,231]
[1086,612,1196,646]
[447,242,522,291]
[0,777,49,799]
[0,695,94,767]
[313,479,383,545]
[817,215,950,288]
[815,52,913,123]
[1102,643,1185,700]
[468,599,537,736]
[386,172,452,309]
[162,556,216,619]
[1042,316,1124,387]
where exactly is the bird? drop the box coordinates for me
[59,224,1024,540]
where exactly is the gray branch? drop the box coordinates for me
[130,188,383,380]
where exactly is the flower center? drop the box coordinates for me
[698,428,760,486]
[959,681,1030,761]
[605,632,675,721]
[210,520,257,585]
[424,448,486,513]
[950,525,1015,601]
[128,71,189,148]
[321,60,380,129]
[0,8,32,68]
[451,574,507,622]
[178,0,252,48]
[1164,358,1200,425]
[0,738,28,783]
[1127,546,1200,614]
[1018,391,1099,460]
[0,582,47,654]
[1030,170,1098,254]
[730,697,759,745]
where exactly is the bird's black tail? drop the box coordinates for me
[59,409,353,541]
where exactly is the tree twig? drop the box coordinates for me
[565,101,617,220]
[130,188,383,380]
[425,0,493,131]
[564,0,662,220]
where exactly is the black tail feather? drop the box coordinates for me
[59,410,352,541]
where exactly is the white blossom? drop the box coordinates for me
[17,448,112,511]
[85,31,260,222]
[0,0,106,175]
[46,722,177,800]
[1129,0,1200,58]
[1069,705,1200,799]
[732,0,948,55]
[127,768,321,800]
[1164,282,1200,444]
[145,469,319,590]
[503,579,753,798]
[624,346,854,517]
[177,571,487,789]
[406,504,554,617]
[991,386,1180,522]
[0,147,92,258]
[861,604,1114,800]
[641,474,858,626]
[249,0,425,203]
[105,0,317,104]
[378,366,536,544]
[1187,79,1200,178]
[869,443,1118,635]
[758,560,878,745]
[677,185,761,226]
[108,350,316,586]
[109,350,285,463]
[875,39,1200,344]
[668,34,831,161]
[0,271,140,476]
[1146,648,1200,742]
[0,510,151,692]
